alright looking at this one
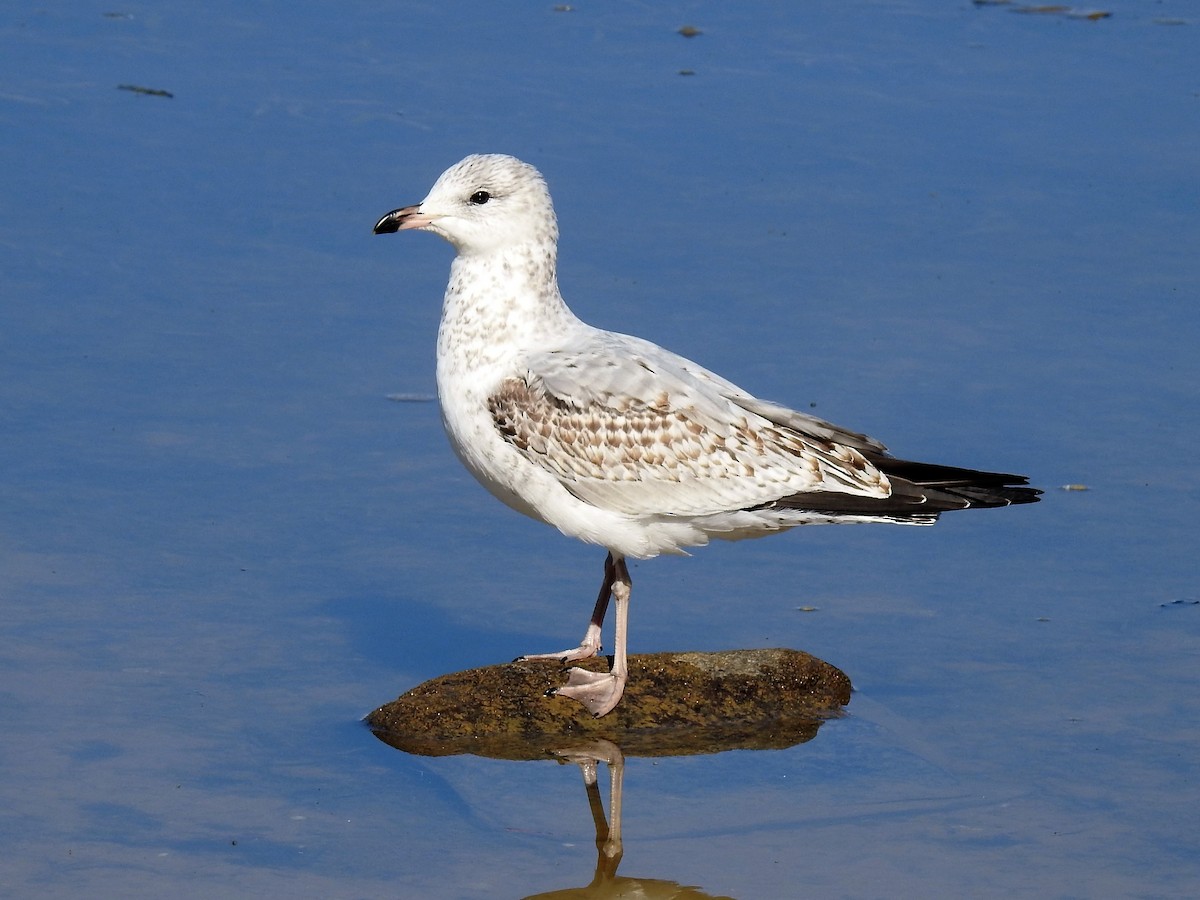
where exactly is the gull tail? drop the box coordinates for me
[768,458,1041,520]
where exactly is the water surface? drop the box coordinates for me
[2,2,1198,897]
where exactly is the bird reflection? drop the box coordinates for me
[368,662,838,897]
[522,739,735,900]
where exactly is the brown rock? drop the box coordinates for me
[367,648,851,760]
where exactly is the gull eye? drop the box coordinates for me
[469,190,491,205]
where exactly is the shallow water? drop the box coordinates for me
[2,2,1198,897]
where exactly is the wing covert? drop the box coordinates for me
[488,332,892,517]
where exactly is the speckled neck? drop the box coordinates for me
[437,240,578,374]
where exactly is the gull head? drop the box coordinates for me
[374,154,558,256]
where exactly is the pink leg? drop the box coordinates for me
[552,555,630,717]
[517,552,616,664]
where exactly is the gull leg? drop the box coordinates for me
[553,555,630,717]
[517,552,615,663]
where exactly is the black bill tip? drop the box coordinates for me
[373,210,403,234]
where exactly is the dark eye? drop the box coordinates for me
[469,190,491,205]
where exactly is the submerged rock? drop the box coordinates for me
[367,648,851,760]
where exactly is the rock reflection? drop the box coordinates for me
[368,648,848,895]
[521,740,734,900]
[371,705,837,898]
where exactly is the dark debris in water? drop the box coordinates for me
[118,84,173,98]
[1160,599,1200,609]
[973,0,1112,19]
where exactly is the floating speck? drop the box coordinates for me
[118,84,173,98]
[678,25,702,38]
[974,1,1111,19]
[1060,483,1089,491]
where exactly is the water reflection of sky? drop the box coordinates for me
[2,2,1197,896]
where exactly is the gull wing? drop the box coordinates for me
[488,329,893,518]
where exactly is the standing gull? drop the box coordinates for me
[374,154,1040,717]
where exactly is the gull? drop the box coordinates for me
[373,154,1040,717]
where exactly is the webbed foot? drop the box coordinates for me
[550,666,627,718]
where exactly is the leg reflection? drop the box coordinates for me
[554,739,624,880]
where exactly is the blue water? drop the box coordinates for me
[2,2,1198,897]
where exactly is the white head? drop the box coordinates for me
[374,154,558,256]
